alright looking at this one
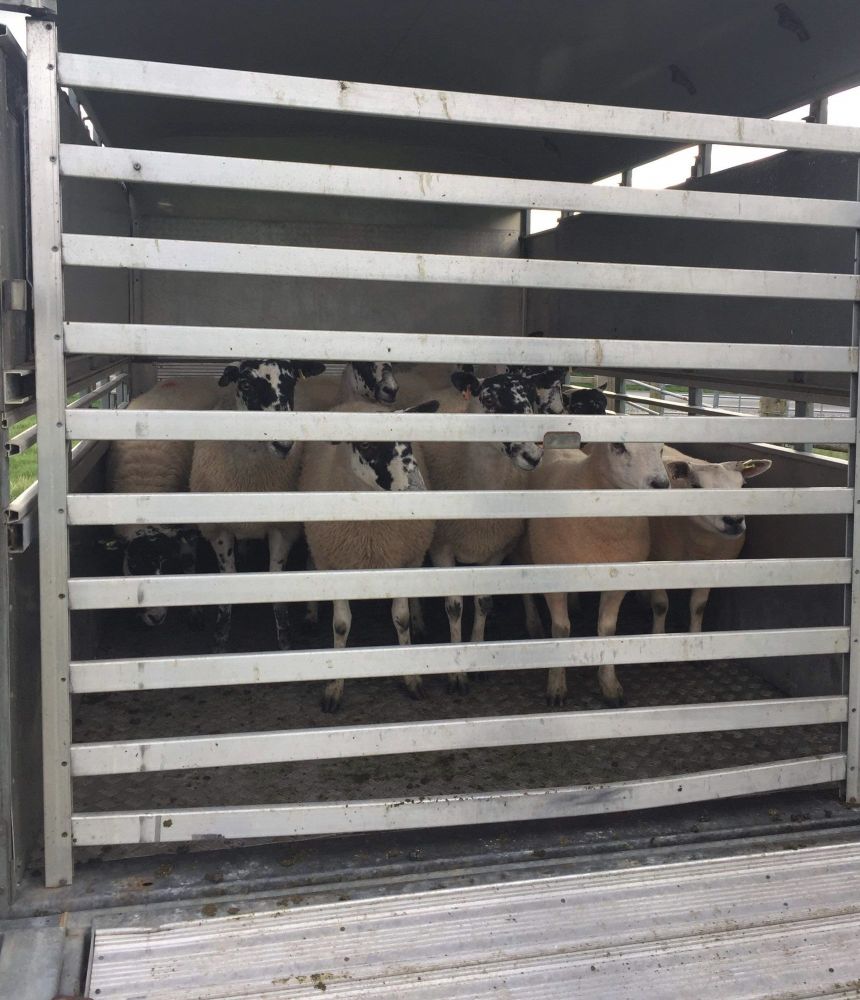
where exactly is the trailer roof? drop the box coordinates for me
[56,0,860,181]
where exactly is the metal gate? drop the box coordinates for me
[25,19,860,887]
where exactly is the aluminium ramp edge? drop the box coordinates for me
[87,840,860,999]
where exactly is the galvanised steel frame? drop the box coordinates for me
[27,20,860,886]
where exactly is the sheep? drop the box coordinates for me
[522,436,670,707]
[189,358,326,652]
[420,369,560,693]
[649,446,772,635]
[295,361,398,411]
[520,384,610,638]
[106,375,230,626]
[298,398,439,712]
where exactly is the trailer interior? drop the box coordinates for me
[2,1,860,996]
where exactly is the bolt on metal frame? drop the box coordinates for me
[25,28,860,886]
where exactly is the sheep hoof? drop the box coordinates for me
[276,633,291,651]
[321,693,341,713]
[546,692,567,708]
[447,673,469,695]
[603,695,626,709]
[212,639,229,654]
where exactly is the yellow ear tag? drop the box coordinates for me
[742,459,757,469]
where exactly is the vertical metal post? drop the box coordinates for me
[687,385,703,413]
[794,398,813,453]
[845,158,860,805]
[692,143,712,179]
[27,19,74,885]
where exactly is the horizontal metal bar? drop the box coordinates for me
[62,323,857,373]
[70,697,846,776]
[62,409,856,445]
[61,235,860,302]
[59,144,860,230]
[7,372,127,455]
[65,487,853,527]
[67,558,851,610]
[69,755,847,845]
[6,421,38,455]
[68,627,849,693]
[69,370,126,410]
[57,53,860,156]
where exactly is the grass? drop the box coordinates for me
[8,414,37,499]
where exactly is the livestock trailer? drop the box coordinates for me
[3,1,860,995]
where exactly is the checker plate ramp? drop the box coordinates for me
[87,842,860,998]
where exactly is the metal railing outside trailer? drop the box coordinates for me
[27,22,860,886]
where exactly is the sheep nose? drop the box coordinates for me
[650,476,671,489]
[377,385,397,404]
[723,516,745,533]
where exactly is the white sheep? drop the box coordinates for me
[522,438,670,706]
[649,446,772,634]
[420,369,558,693]
[106,375,229,626]
[298,398,439,711]
[189,358,325,652]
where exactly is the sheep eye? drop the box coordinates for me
[611,442,627,455]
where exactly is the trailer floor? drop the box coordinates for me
[69,589,839,854]
[81,840,860,999]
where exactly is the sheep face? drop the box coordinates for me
[564,386,609,415]
[219,358,326,456]
[506,366,567,414]
[121,526,197,626]
[586,441,670,490]
[665,457,772,536]
[350,362,399,405]
[451,371,544,470]
[347,440,427,492]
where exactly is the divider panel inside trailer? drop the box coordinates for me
[26,23,860,886]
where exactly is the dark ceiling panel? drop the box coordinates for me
[56,0,860,182]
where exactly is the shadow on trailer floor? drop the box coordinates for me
[69,582,839,838]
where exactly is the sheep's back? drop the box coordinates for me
[191,440,303,539]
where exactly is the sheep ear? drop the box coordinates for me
[666,460,691,482]
[219,364,240,387]
[404,399,439,414]
[457,363,475,374]
[733,458,772,480]
[451,371,480,398]
[598,382,608,391]
[297,361,326,379]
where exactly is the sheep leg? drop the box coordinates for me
[597,590,627,707]
[470,551,505,645]
[211,530,236,653]
[303,549,319,631]
[650,589,669,634]
[268,527,297,650]
[392,596,423,700]
[430,543,469,694]
[409,597,427,640]
[689,587,711,634]
[544,592,571,707]
[322,599,351,712]
[523,593,544,638]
